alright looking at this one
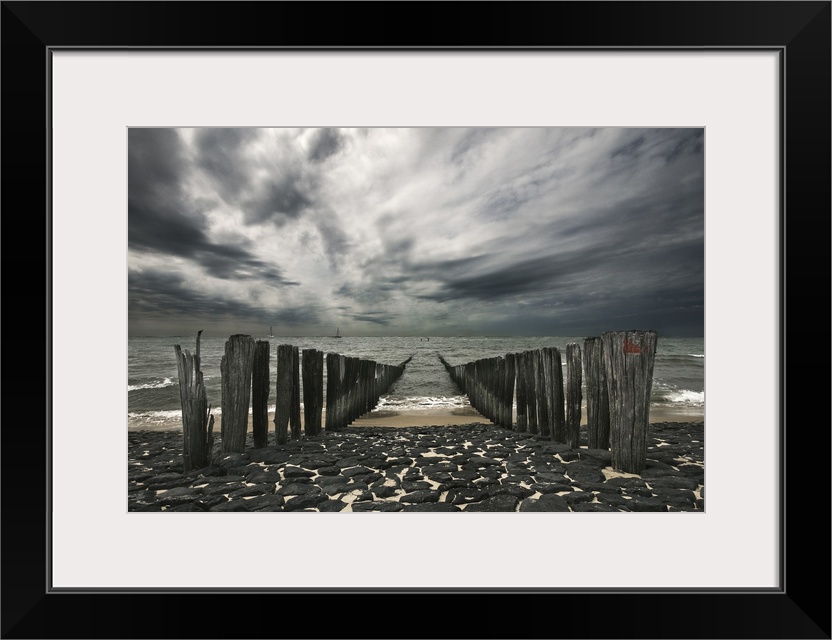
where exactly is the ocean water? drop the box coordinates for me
[127,334,704,430]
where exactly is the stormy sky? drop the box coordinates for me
[128,127,704,337]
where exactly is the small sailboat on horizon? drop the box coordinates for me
[333,327,342,338]
[268,326,274,338]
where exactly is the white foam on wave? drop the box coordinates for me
[687,354,705,358]
[664,389,705,405]
[376,395,470,411]
[128,377,175,392]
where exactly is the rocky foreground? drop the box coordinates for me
[128,422,704,512]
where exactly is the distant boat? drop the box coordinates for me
[333,327,342,338]
[268,326,274,338]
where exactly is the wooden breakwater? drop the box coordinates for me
[440,330,658,474]
[174,334,412,456]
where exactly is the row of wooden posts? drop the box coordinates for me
[440,330,658,474]
[174,332,411,472]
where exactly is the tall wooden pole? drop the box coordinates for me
[602,330,658,474]
[220,334,255,454]
[251,340,270,448]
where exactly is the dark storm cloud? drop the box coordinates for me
[307,128,344,163]
[198,245,299,285]
[128,128,210,253]
[610,135,647,159]
[609,128,703,166]
[315,214,353,266]
[245,176,311,225]
[659,128,704,163]
[194,128,257,201]
[194,128,314,226]
[129,269,316,324]
[129,129,299,285]
[348,311,396,326]
[418,254,574,303]
[420,237,702,307]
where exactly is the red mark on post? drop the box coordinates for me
[623,337,645,354]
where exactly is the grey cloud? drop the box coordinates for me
[245,176,311,224]
[195,128,314,226]
[610,134,647,159]
[129,128,299,285]
[349,311,396,326]
[129,269,316,325]
[315,215,353,267]
[307,128,344,162]
[194,128,257,201]
[128,128,211,254]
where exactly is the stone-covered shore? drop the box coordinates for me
[128,422,704,512]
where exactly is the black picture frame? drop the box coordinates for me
[2,2,829,638]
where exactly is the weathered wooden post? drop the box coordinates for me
[602,330,658,474]
[503,353,516,429]
[220,334,256,454]
[344,357,359,423]
[335,354,347,428]
[535,350,551,437]
[274,344,293,445]
[547,347,566,443]
[360,359,374,416]
[302,349,324,436]
[372,362,383,409]
[251,340,270,448]
[325,353,339,431]
[565,342,583,449]
[290,346,301,439]
[524,351,538,434]
[584,336,611,449]
[515,352,527,432]
[173,330,214,472]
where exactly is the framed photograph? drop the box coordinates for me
[3,2,829,638]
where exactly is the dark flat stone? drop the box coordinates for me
[227,483,275,499]
[489,485,535,500]
[166,503,204,512]
[316,466,342,476]
[401,480,433,493]
[276,483,322,496]
[156,486,204,506]
[201,481,247,496]
[531,483,572,495]
[318,499,349,512]
[246,470,282,484]
[283,493,328,511]
[564,461,605,484]
[399,490,440,504]
[571,502,620,512]
[282,466,316,479]
[351,502,404,512]
[446,488,489,505]
[519,494,570,512]
[342,466,374,478]
[401,503,461,512]
[463,494,519,512]
[626,496,669,512]
[562,491,595,506]
[372,486,399,499]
